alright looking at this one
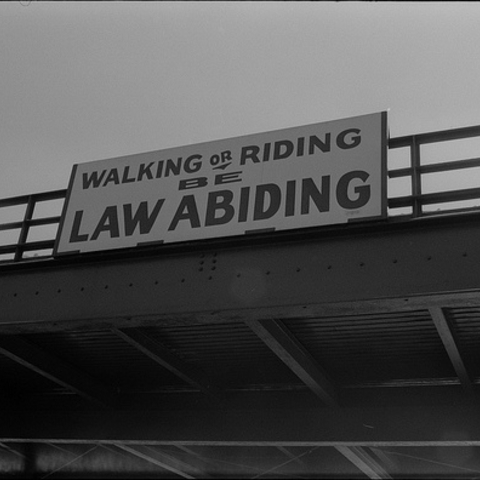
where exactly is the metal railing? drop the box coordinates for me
[0,190,66,263]
[1,124,480,263]
[388,125,480,216]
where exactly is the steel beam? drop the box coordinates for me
[174,446,221,472]
[0,443,24,459]
[116,444,201,479]
[1,215,480,334]
[245,319,338,406]
[429,307,472,391]
[335,446,392,479]
[276,446,305,467]
[112,327,224,402]
[2,403,480,446]
[369,448,398,475]
[0,336,114,407]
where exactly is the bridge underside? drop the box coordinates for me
[1,213,480,478]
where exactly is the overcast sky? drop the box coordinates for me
[1,1,480,198]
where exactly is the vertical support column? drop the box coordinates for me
[15,195,35,262]
[410,136,422,217]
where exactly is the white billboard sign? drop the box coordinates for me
[54,112,387,255]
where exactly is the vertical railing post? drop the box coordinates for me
[14,195,35,262]
[410,136,422,217]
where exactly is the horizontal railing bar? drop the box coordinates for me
[0,244,18,255]
[0,189,66,208]
[0,221,23,232]
[421,205,480,217]
[0,216,61,232]
[388,157,480,178]
[388,136,413,149]
[388,196,418,208]
[389,187,480,209]
[389,125,480,148]
[0,243,17,255]
[32,189,67,202]
[415,125,480,145]
[420,157,480,174]
[20,240,56,251]
[0,240,56,254]
[387,167,413,179]
[27,216,62,227]
[0,195,33,208]
[420,188,480,206]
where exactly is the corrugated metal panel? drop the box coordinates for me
[0,353,67,395]
[22,330,188,391]
[13,307,469,396]
[144,323,304,388]
[446,307,480,379]
[283,311,457,386]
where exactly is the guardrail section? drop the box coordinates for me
[1,124,480,263]
[0,190,66,263]
[388,125,480,216]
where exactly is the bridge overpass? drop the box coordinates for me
[0,125,480,478]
